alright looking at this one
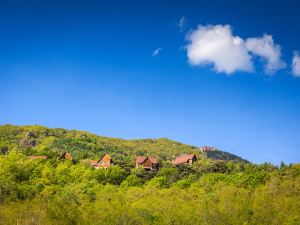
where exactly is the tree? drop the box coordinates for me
[121,174,142,187]
[105,166,128,185]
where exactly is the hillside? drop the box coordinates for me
[0,124,299,225]
[0,124,247,163]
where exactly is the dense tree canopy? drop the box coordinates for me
[0,151,299,225]
[0,125,299,224]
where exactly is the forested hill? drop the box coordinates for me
[0,124,299,224]
[0,124,247,163]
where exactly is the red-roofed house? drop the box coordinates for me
[173,154,197,165]
[135,156,158,170]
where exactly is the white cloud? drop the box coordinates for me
[178,16,186,32]
[185,24,287,75]
[292,51,300,77]
[152,48,162,56]
[185,25,253,74]
[245,35,286,74]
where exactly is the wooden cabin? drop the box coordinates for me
[135,156,158,170]
[173,154,197,165]
[95,153,114,169]
[57,152,73,161]
[87,153,114,170]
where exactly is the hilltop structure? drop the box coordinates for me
[199,146,218,152]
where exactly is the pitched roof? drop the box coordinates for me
[135,156,158,164]
[28,155,48,160]
[97,153,112,163]
[57,151,73,160]
[173,154,196,164]
[135,156,146,163]
[148,157,158,164]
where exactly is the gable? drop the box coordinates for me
[98,153,112,163]
[142,157,154,167]
[58,152,73,160]
[136,156,146,163]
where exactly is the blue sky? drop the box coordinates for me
[1,0,300,164]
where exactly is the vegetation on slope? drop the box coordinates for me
[0,124,299,224]
[0,151,299,224]
[0,124,247,163]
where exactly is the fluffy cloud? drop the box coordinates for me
[245,35,286,74]
[186,25,253,74]
[185,24,286,75]
[152,48,162,56]
[292,51,300,77]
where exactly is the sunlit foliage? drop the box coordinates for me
[0,125,299,224]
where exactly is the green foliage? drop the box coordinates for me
[133,168,157,182]
[0,152,299,224]
[45,191,82,225]
[121,174,143,187]
[0,125,299,224]
[105,166,128,185]
[147,176,170,188]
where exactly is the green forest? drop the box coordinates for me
[0,125,299,225]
